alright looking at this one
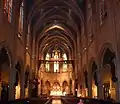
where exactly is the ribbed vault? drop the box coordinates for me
[27,0,84,61]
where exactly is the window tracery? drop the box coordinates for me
[18,2,24,36]
[4,0,13,22]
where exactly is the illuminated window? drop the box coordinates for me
[18,2,24,35]
[63,53,67,60]
[45,53,50,72]
[63,61,67,71]
[4,0,13,22]
[54,61,59,72]
[54,51,59,59]
[46,61,50,72]
[46,53,50,60]
[63,53,67,71]
[99,0,107,25]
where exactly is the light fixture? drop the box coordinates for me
[45,44,48,46]
[18,34,21,38]
[26,47,28,50]
[84,47,87,50]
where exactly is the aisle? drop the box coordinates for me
[52,99,63,104]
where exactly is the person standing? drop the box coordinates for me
[77,99,84,104]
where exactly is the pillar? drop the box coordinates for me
[97,66,103,99]
[28,68,32,98]
[88,72,92,97]
[115,57,120,102]
[20,69,25,99]
[8,68,15,100]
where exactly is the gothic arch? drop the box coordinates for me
[62,80,68,89]
[45,80,50,86]
[99,43,117,99]
[0,45,13,100]
[62,80,68,94]
[88,57,97,74]
[44,80,50,95]
[0,43,13,68]
[98,43,114,64]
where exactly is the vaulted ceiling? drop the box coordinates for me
[27,0,85,59]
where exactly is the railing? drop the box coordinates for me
[61,98,73,104]
[44,97,52,104]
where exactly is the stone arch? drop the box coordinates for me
[62,80,68,87]
[100,46,117,82]
[91,61,98,86]
[0,47,10,68]
[0,46,12,101]
[44,80,50,95]
[45,80,50,86]
[53,81,60,86]
[88,57,97,74]
[98,43,114,64]
[62,80,68,94]
[0,45,13,68]
[99,43,116,99]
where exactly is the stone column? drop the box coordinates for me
[20,69,25,99]
[28,68,33,98]
[116,80,120,102]
[88,71,92,97]
[115,57,120,102]
[8,68,16,100]
[97,65,103,99]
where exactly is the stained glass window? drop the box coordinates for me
[18,2,24,35]
[54,61,59,72]
[53,49,59,72]
[63,54,67,70]
[4,0,13,22]
[45,53,50,72]
[46,62,50,72]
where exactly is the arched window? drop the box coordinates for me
[54,61,59,72]
[46,62,50,72]
[45,53,50,72]
[4,0,13,22]
[63,53,67,71]
[63,53,67,60]
[46,53,50,60]
[18,2,24,35]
